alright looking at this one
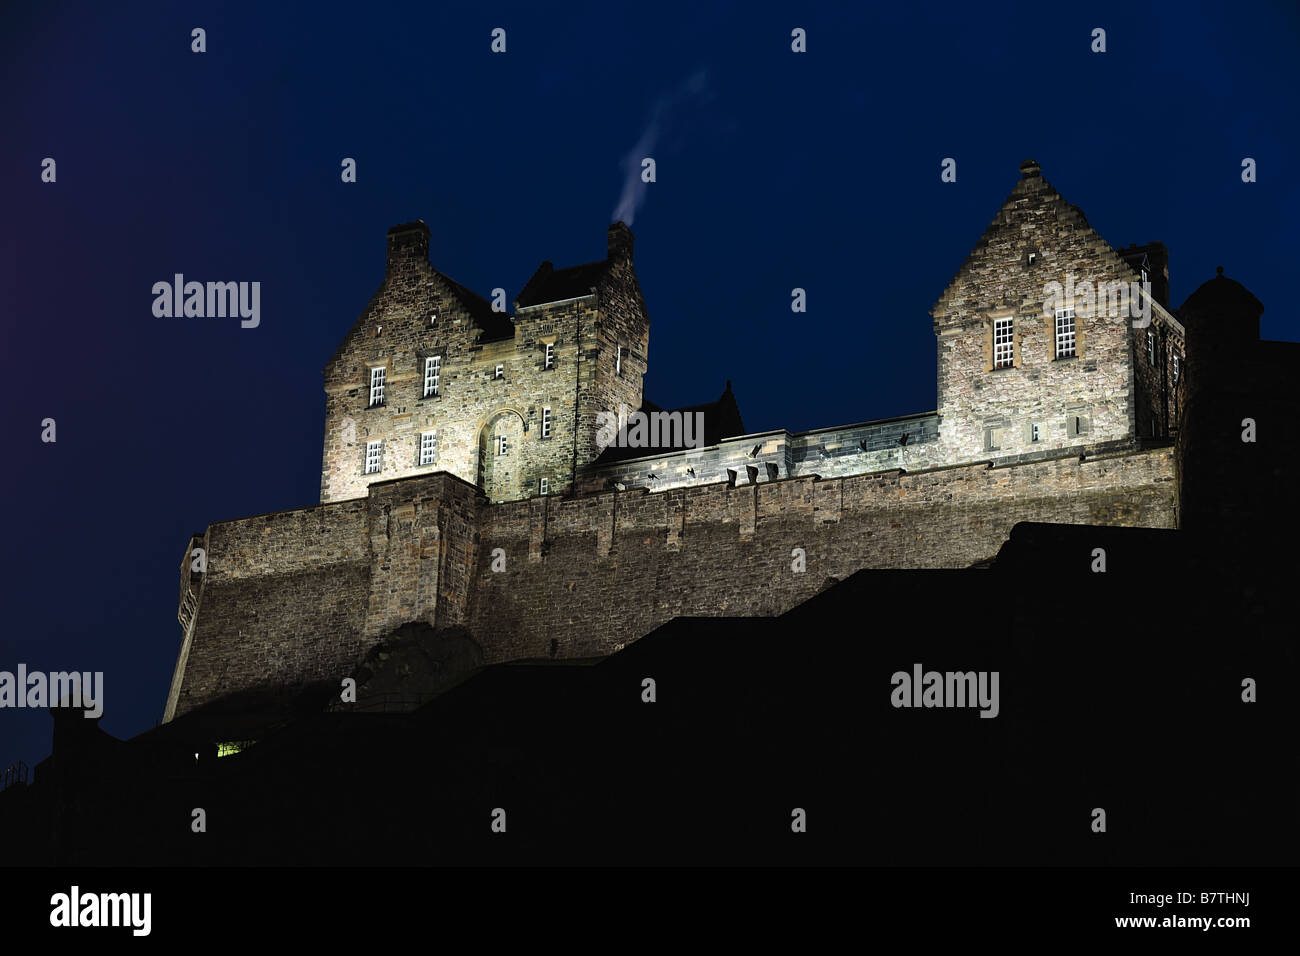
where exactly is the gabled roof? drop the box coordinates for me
[516,259,609,309]
[931,159,1134,316]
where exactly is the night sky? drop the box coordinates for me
[2,1,1297,770]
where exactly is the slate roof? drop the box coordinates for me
[437,270,515,341]
[1178,268,1264,326]
[593,381,746,464]
[516,260,609,309]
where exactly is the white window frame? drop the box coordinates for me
[1031,423,1039,443]
[539,477,549,495]
[1054,308,1076,359]
[993,317,1014,369]
[616,345,622,376]
[541,406,552,439]
[419,430,437,466]
[365,440,383,475]
[544,342,554,370]
[1147,328,1156,365]
[493,364,504,380]
[498,435,508,456]
[369,367,386,407]
[423,356,441,398]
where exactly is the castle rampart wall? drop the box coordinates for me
[472,447,1177,663]
[166,498,373,718]
[169,440,1176,720]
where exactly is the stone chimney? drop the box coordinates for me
[607,221,634,263]
[386,220,430,277]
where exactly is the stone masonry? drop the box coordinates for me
[321,221,649,505]
[166,160,1197,721]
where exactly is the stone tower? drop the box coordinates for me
[930,158,1147,464]
[320,221,650,504]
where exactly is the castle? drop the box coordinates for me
[163,159,1261,722]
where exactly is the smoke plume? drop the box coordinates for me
[612,70,710,226]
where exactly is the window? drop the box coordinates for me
[1147,328,1156,365]
[423,356,441,398]
[541,407,552,439]
[544,343,554,370]
[369,367,386,407]
[993,317,1014,369]
[1141,267,1149,288]
[493,364,504,380]
[498,435,509,456]
[365,440,383,475]
[419,430,437,466]
[985,426,1003,451]
[1054,308,1076,359]
[1172,352,1181,385]
[1031,423,1039,443]
[1067,413,1090,438]
[616,345,622,377]
[539,477,549,495]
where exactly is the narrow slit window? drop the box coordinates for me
[423,356,441,398]
[542,406,552,439]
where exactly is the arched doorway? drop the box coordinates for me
[477,409,527,502]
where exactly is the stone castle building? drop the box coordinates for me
[164,159,1266,722]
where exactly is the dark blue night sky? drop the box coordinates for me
[2,1,1297,769]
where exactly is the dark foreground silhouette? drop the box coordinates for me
[2,521,1294,866]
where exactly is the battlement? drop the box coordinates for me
[167,444,1176,719]
[577,411,944,494]
[163,160,1268,725]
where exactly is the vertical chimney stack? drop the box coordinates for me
[607,221,634,264]
[386,220,430,277]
